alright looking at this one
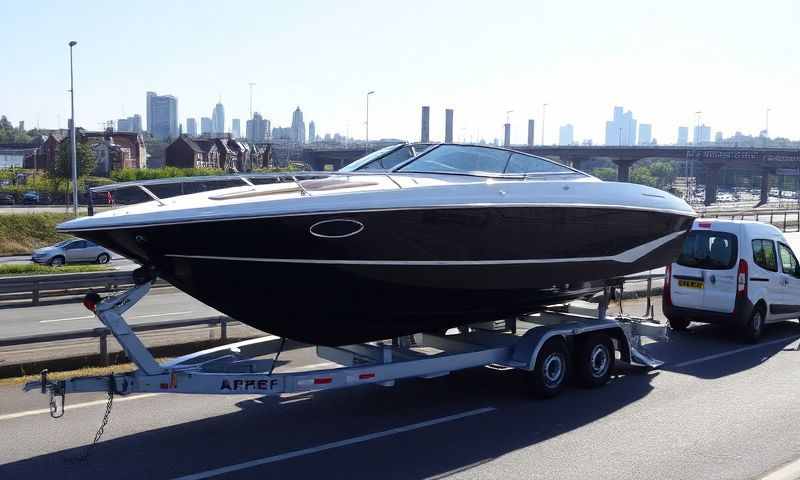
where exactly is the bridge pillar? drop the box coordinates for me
[759,168,770,207]
[613,159,635,182]
[704,162,724,206]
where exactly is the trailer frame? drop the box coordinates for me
[24,280,668,413]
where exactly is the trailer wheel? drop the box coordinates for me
[530,338,569,399]
[575,333,614,388]
[668,316,690,332]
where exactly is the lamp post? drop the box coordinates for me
[365,91,375,152]
[765,107,771,137]
[68,40,78,215]
[541,103,548,145]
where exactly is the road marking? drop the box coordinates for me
[172,407,496,480]
[760,456,800,480]
[0,393,159,421]
[39,315,93,324]
[129,311,193,320]
[39,311,193,324]
[673,335,800,368]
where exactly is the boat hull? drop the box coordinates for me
[73,205,693,345]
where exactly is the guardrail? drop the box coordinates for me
[0,315,236,366]
[0,270,168,305]
[697,208,800,232]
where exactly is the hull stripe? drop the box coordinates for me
[165,230,685,266]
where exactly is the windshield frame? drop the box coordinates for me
[391,144,588,178]
[339,144,409,172]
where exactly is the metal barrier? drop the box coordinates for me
[698,208,800,232]
[0,271,169,305]
[0,315,236,366]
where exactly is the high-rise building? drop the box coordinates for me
[604,106,636,146]
[201,117,212,135]
[232,119,241,139]
[503,123,511,147]
[693,124,711,144]
[558,124,574,145]
[527,120,535,147]
[290,107,306,144]
[212,102,225,135]
[715,131,723,143]
[146,92,178,140]
[444,109,453,143]
[638,124,652,145]
[186,118,198,137]
[117,114,142,133]
[420,106,430,142]
[677,126,689,145]
[246,112,270,142]
[308,121,316,143]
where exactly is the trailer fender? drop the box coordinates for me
[511,329,570,371]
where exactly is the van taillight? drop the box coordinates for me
[737,259,748,296]
[664,264,672,306]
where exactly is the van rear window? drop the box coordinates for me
[677,231,738,270]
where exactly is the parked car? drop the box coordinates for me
[664,219,800,343]
[22,191,52,205]
[31,239,113,266]
[0,192,15,205]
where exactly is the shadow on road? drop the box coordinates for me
[646,320,800,379]
[0,362,658,479]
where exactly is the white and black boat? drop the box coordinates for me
[62,144,695,345]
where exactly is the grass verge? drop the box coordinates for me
[0,212,75,256]
[0,362,157,386]
[0,263,110,276]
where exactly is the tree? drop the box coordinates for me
[52,139,97,179]
[629,166,658,188]
[591,167,617,181]
[648,161,675,188]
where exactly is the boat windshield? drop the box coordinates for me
[340,144,412,172]
[395,144,579,176]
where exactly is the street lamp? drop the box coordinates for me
[68,40,78,215]
[765,107,771,137]
[541,103,548,145]
[365,91,375,152]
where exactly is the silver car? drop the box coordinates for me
[32,239,113,266]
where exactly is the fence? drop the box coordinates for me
[697,208,800,232]
[0,315,235,366]
[0,270,168,305]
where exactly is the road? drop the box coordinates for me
[2,320,800,479]
[0,254,132,267]
[0,289,220,339]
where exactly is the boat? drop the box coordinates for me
[60,144,696,345]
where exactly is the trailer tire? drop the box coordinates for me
[668,316,690,332]
[530,338,569,399]
[575,333,614,388]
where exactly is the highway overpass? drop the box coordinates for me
[304,144,800,206]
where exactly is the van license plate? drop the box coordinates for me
[678,280,704,289]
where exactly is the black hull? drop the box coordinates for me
[73,206,693,345]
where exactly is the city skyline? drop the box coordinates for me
[2,0,799,145]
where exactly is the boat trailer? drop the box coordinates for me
[24,279,668,415]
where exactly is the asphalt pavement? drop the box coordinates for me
[1,320,800,479]
[0,289,220,339]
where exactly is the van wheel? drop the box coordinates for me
[742,307,765,344]
[668,316,690,332]
[575,333,614,388]
[529,338,569,399]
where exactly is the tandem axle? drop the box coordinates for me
[25,280,667,415]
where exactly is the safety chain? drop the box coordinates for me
[68,374,115,463]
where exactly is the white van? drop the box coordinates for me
[663,219,800,342]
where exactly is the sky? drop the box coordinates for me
[2,0,799,145]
